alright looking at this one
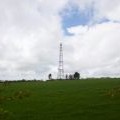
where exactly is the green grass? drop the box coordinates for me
[1,78,120,120]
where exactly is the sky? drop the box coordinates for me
[0,0,120,80]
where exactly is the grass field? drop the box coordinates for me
[1,78,120,120]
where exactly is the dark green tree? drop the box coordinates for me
[74,72,80,79]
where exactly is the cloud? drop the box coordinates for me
[67,25,88,35]
[64,22,120,77]
[69,0,120,22]
[0,0,68,80]
[0,0,120,80]
[61,0,120,78]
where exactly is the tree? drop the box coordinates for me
[74,72,80,79]
[48,74,52,80]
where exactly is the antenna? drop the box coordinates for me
[57,41,64,79]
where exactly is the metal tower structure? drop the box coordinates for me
[57,41,64,79]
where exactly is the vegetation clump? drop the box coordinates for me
[105,86,120,98]
[14,90,31,99]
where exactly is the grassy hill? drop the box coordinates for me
[1,78,120,120]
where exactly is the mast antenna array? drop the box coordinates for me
[57,41,64,79]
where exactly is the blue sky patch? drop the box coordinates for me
[60,5,94,35]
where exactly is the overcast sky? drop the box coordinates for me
[0,0,120,80]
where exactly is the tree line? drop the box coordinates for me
[48,72,80,80]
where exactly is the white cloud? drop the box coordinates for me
[0,0,68,80]
[93,0,120,21]
[0,0,120,80]
[64,22,120,77]
[69,0,120,22]
[67,25,88,35]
